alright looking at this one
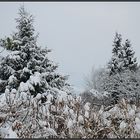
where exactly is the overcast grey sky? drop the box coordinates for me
[0,2,140,91]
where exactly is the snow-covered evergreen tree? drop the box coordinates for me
[108,33,138,75]
[0,6,72,138]
[0,5,69,96]
[122,39,138,71]
[108,32,123,75]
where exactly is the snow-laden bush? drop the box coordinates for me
[1,88,140,138]
[84,66,140,105]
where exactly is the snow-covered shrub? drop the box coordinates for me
[1,86,140,138]
[97,69,140,104]
[84,66,140,105]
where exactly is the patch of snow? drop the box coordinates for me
[108,106,120,117]
[23,67,30,73]
[19,92,28,102]
[19,81,34,93]
[5,88,10,95]
[47,93,53,101]
[5,127,18,138]
[78,115,84,124]
[11,89,17,94]
[120,121,127,130]
[53,88,68,102]
[135,117,140,134]
[85,111,89,118]
[67,95,72,101]
[35,93,42,100]
[8,53,20,61]
[63,105,69,115]
[19,82,29,92]
[0,93,6,105]
[67,119,73,129]
[8,75,17,84]
[103,91,110,97]
[69,109,75,119]
[136,112,140,118]
[45,128,57,137]
[84,102,90,111]
[128,108,135,118]
[76,95,81,102]
[0,128,8,138]
[29,72,41,86]
[90,89,104,99]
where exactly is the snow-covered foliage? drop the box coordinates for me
[123,39,138,71]
[84,65,140,105]
[1,90,140,138]
[108,32,138,75]
[89,89,110,99]
[0,5,70,138]
[108,32,123,75]
[95,69,140,104]
[1,5,140,139]
[0,6,69,97]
